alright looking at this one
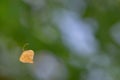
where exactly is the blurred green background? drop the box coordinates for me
[0,0,120,80]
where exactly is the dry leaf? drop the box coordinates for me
[19,50,34,63]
